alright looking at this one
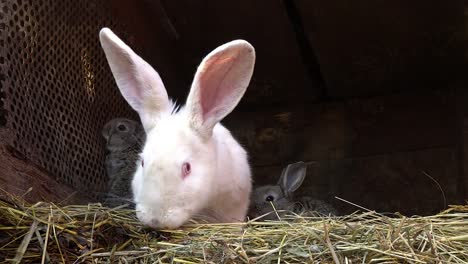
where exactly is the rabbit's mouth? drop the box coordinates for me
[135,204,192,230]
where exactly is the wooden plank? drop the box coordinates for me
[0,143,88,204]
[226,89,455,166]
[456,1,468,207]
[343,90,457,156]
[295,0,466,97]
[457,87,468,202]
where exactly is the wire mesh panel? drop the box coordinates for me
[0,0,138,198]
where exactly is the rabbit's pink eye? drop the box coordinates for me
[182,162,191,179]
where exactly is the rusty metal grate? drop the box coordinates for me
[0,0,138,198]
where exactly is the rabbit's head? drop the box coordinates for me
[102,118,144,152]
[249,162,307,220]
[100,28,255,229]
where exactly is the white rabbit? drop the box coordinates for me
[99,28,255,229]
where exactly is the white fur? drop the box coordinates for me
[99,28,254,229]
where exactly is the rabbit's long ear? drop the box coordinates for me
[186,40,255,139]
[279,162,307,196]
[277,167,287,185]
[99,28,171,132]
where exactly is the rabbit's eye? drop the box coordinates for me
[265,195,274,202]
[182,162,191,179]
[117,124,128,131]
[141,159,144,167]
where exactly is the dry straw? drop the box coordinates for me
[0,193,467,263]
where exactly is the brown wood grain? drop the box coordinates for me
[0,142,88,204]
[295,0,466,97]
[227,89,455,164]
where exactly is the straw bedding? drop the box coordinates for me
[1,194,467,263]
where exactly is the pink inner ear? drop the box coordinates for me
[199,56,236,122]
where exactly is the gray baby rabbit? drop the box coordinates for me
[102,118,145,207]
[249,161,337,220]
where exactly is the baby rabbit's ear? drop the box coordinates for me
[278,161,307,196]
[99,28,171,132]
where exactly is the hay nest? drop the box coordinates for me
[1,195,467,263]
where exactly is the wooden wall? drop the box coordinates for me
[0,144,87,204]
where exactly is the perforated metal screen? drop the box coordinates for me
[0,0,138,198]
